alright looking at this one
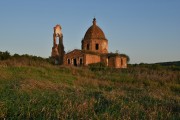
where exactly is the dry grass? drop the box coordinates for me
[20,79,60,92]
[0,59,180,119]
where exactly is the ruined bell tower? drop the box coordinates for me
[51,24,65,64]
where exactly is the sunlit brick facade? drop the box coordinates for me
[51,18,127,68]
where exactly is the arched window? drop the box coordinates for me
[87,44,89,50]
[80,58,83,65]
[56,36,59,44]
[121,59,123,66]
[95,44,99,50]
[73,58,77,66]
[68,59,71,64]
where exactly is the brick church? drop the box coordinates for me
[51,18,127,68]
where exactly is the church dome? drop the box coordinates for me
[84,18,106,40]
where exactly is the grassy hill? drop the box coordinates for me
[156,61,180,67]
[0,52,180,119]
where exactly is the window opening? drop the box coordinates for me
[68,59,70,64]
[80,58,83,65]
[73,58,77,66]
[95,44,99,50]
[87,44,89,50]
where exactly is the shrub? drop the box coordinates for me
[89,62,107,71]
[13,53,20,58]
[0,51,11,60]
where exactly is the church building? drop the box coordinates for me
[51,18,127,68]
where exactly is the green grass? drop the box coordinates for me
[0,59,180,119]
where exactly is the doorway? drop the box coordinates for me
[73,58,77,66]
[80,58,83,65]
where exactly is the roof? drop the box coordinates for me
[65,49,101,56]
[83,18,107,40]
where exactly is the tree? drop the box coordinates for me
[0,51,11,60]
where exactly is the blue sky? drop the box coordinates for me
[0,0,180,64]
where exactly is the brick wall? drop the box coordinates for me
[84,54,101,65]
[82,39,108,54]
[121,57,127,68]
[64,50,84,66]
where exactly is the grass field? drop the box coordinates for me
[0,56,180,119]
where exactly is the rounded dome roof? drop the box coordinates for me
[84,18,106,40]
